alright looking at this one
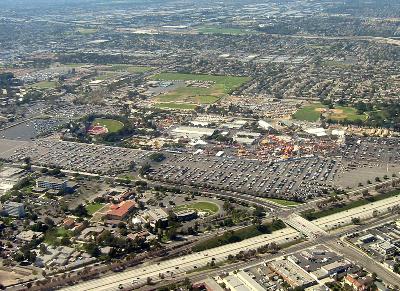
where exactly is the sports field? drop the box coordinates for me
[92,118,124,133]
[174,201,219,215]
[151,72,249,109]
[293,102,367,122]
[30,80,58,89]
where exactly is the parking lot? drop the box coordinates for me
[0,139,150,175]
[150,154,340,202]
[342,137,400,165]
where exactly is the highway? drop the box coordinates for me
[60,228,300,291]
[59,207,400,291]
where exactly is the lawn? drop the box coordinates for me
[30,81,58,89]
[263,198,302,207]
[293,103,325,122]
[293,102,367,122]
[154,102,198,110]
[151,72,250,108]
[44,227,73,245]
[86,203,105,215]
[92,118,124,133]
[329,106,368,122]
[174,201,219,215]
[103,64,153,73]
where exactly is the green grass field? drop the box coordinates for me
[151,72,249,108]
[197,26,256,35]
[293,103,324,121]
[103,64,153,73]
[92,118,124,133]
[44,227,73,245]
[263,198,302,207]
[174,201,219,215]
[86,203,105,215]
[293,102,367,122]
[30,81,58,89]
[330,106,368,122]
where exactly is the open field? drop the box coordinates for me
[103,64,153,73]
[151,73,249,108]
[293,102,367,122]
[293,103,323,121]
[196,26,256,35]
[86,203,105,215]
[329,106,368,122]
[174,201,219,215]
[92,118,124,133]
[30,80,58,89]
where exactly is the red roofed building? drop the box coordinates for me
[106,200,136,220]
[344,274,374,291]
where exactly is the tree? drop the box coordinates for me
[72,204,88,217]
[85,242,101,257]
[149,153,165,162]
[39,244,47,255]
[139,164,151,176]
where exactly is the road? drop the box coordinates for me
[59,211,400,291]
[60,228,300,291]
[326,240,400,287]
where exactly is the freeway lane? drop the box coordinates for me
[143,214,400,291]
[60,228,300,291]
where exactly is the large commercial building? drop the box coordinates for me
[2,201,25,218]
[269,259,317,289]
[36,177,68,191]
[106,200,136,220]
[171,126,215,139]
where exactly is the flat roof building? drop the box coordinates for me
[36,177,68,191]
[269,259,317,289]
[2,201,25,218]
[171,126,215,139]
